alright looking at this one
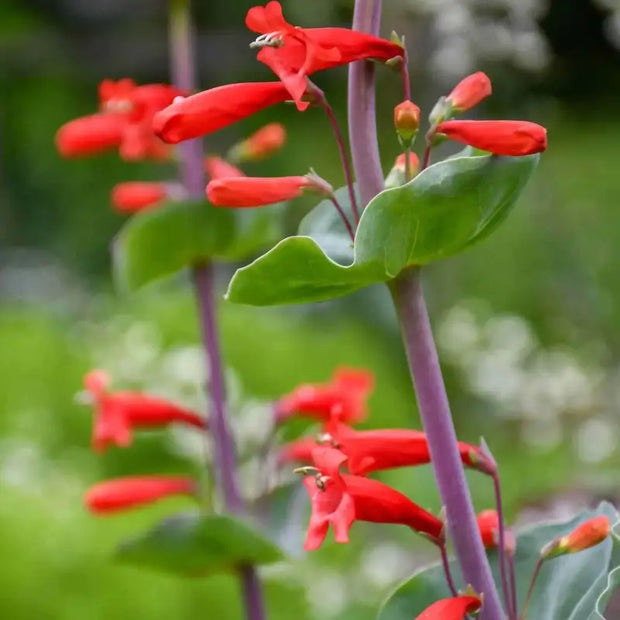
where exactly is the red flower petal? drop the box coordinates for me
[415,596,481,619]
[436,120,547,156]
[206,175,311,207]
[85,476,195,514]
[111,182,168,213]
[153,82,292,143]
[276,367,374,424]
[55,113,127,157]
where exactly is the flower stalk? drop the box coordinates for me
[169,1,265,618]
[388,268,504,618]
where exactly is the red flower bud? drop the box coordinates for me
[394,100,421,142]
[446,72,492,112]
[85,476,195,515]
[246,2,403,110]
[55,113,127,157]
[414,596,481,619]
[233,122,286,162]
[82,370,206,452]
[204,156,246,180]
[477,509,500,549]
[153,82,292,143]
[303,447,444,550]
[553,516,611,556]
[206,174,331,208]
[436,120,547,156]
[111,182,168,213]
[275,368,375,425]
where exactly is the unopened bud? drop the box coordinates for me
[476,509,516,554]
[446,72,492,113]
[542,516,611,559]
[384,152,420,188]
[228,122,286,163]
[394,100,420,145]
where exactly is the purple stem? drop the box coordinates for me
[329,195,355,241]
[509,553,518,618]
[319,98,360,223]
[168,2,265,618]
[520,557,544,619]
[346,4,502,613]
[493,471,514,618]
[389,268,504,619]
[347,0,385,207]
[439,543,459,597]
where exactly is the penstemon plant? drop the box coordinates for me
[55,1,619,619]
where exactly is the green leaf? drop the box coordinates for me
[226,154,538,306]
[356,153,539,277]
[113,200,283,291]
[298,184,359,264]
[378,502,619,620]
[225,236,384,306]
[115,512,284,576]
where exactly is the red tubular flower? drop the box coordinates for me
[204,156,246,180]
[83,370,206,452]
[327,422,495,476]
[303,447,444,550]
[277,437,318,466]
[275,368,375,425]
[206,174,331,207]
[85,475,196,515]
[246,2,403,110]
[153,82,293,143]
[436,120,547,156]
[55,113,128,157]
[233,122,286,162]
[414,596,481,620]
[111,182,168,213]
[446,71,492,112]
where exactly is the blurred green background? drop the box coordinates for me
[1,0,619,618]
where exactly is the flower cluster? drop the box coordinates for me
[272,368,492,556]
[56,77,287,214]
[80,369,204,513]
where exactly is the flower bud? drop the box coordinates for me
[384,152,420,188]
[436,120,547,156]
[206,172,332,208]
[230,122,286,162]
[477,509,515,554]
[542,516,611,559]
[446,72,492,112]
[394,100,421,144]
[111,182,168,213]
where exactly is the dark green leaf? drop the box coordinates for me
[115,512,284,576]
[378,502,619,620]
[113,200,283,291]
